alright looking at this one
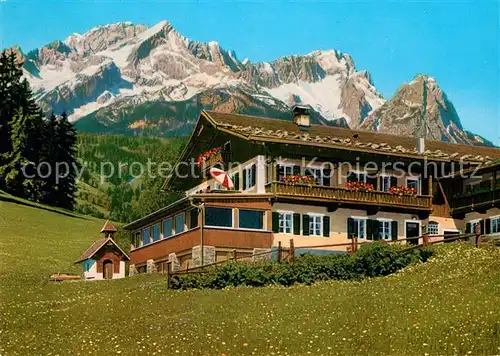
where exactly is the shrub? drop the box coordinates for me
[169,242,433,290]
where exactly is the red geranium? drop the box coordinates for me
[389,186,417,196]
[196,147,222,167]
[344,181,374,192]
[281,175,317,186]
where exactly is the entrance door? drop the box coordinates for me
[405,222,420,246]
[103,260,113,279]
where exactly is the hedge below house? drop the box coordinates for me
[169,243,434,290]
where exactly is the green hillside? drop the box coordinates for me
[75,134,186,221]
[1,196,499,355]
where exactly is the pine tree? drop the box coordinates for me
[0,49,44,195]
[53,112,79,209]
[39,113,59,205]
[0,108,45,199]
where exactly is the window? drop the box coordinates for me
[349,217,367,239]
[231,172,240,191]
[428,221,439,235]
[467,220,481,234]
[174,213,184,234]
[239,209,264,230]
[205,207,233,227]
[491,217,500,234]
[142,228,150,246]
[243,164,256,190]
[133,232,141,248]
[83,260,94,272]
[308,215,323,236]
[379,220,392,240]
[381,175,397,192]
[278,164,299,181]
[189,209,199,229]
[163,218,172,239]
[152,224,160,242]
[347,171,366,183]
[406,177,421,194]
[278,212,293,234]
[305,166,330,186]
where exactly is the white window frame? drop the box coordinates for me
[277,162,297,179]
[406,176,421,195]
[468,218,481,233]
[305,165,324,185]
[489,216,500,235]
[308,214,323,236]
[380,174,394,192]
[243,164,254,191]
[427,221,439,235]
[277,211,293,234]
[351,216,367,240]
[377,218,393,241]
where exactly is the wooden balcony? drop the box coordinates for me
[451,188,500,214]
[266,182,432,211]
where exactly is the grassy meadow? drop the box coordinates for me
[0,194,499,355]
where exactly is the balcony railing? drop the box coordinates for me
[451,188,500,213]
[266,182,432,210]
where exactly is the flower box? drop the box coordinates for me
[281,175,317,186]
[389,186,417,196]
[344,181,374,192]
[196,147,222,167]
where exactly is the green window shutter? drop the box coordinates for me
[251,164,256,187]
[323,169,331,186]
[366,219,376,240]
[323,216,330,237]
[485,219,491,235]
[242,169,247,189]
[272,212,280,233]
[480,220,485,235]
[465,222,471,234]
[375,220,383,240]
[232,172,239,190]
[293,213,301,235]
[391,221,398,240]
[277,165,285,181]
[347,217,354,239]
[302,215,310,236]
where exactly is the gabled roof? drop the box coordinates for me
[100,220,118,233]
[202,111,499,163]
[75,238,130,263]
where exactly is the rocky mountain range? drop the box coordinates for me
[7,20,493,145]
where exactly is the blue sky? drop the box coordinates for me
[1,0,498,144]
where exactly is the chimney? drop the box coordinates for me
[417,137,425,154]
[292,104,311,129]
